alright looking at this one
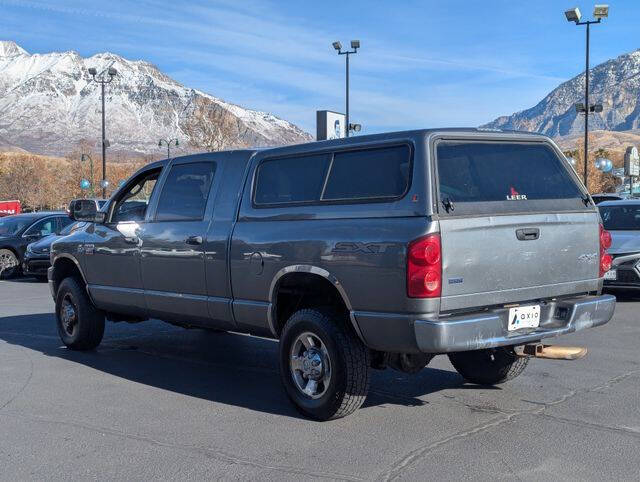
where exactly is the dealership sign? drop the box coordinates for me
[316,110,346,140]
[0,200,21,217]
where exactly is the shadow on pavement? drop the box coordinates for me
[1,276,45,283]
[0,312,470,419]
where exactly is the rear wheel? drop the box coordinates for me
[279,308,370,421]
[448,347,528,385]
[55,277,105,350]
[0,249,20,279]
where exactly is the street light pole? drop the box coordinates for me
[581,19,594,187]
[88,66,117,199]
[101,81,106,198]
[346,51,349,137]
[158,138,179,159]
[333,40,360,137]
[565,5,609,188]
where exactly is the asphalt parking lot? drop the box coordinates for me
[1,278,638,480]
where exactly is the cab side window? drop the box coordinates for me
[155,162,216,221]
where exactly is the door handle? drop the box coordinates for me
[186,235,203,245]
[516,228,540,241]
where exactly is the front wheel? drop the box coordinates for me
[0,249,20,279]
[279,308,370,421]
[448,347,529,385]
[55,277,105,350]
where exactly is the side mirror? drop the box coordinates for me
[69,199,106,223]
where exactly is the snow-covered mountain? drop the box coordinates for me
[483,49,640,136]
[0,41,312,156]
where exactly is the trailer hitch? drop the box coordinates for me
[514,343,587,360]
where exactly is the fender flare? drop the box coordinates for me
[51,253,93,300]
[52,253,88,283]
[267,264,366,343]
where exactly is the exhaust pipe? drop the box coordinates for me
[514,343,587,360]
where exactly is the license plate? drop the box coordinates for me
[507,305,540,331]
[604,269,617,280]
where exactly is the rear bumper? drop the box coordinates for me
[354,294,616,354]
[414,294,615,353]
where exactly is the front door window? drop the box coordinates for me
[24,218,56,238]
[110,171,159,223]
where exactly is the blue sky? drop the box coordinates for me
[1,0,637,135]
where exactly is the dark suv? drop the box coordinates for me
[49,129,615,420]
[0,212,73,279]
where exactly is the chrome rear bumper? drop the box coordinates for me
[414,294,615,353]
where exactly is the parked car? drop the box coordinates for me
[591,193,624,204]
[49,129,615,420]
[598,199,640,289]
[0,212,74,279]
[23,221,84,280]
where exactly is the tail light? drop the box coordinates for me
[407,234,441,298]
[599,224,612,277]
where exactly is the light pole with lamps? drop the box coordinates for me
[332,40,360,137]
[565,4,609,187]
[158,138,179,159]
[88,66,117,198]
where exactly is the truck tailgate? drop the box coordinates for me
[439,211,600,311]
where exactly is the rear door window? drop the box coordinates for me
[155,162,216,221]
[436,141,585,215]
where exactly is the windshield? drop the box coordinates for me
[0,216,31,236]
[60,221,82,236]
[599,204,640,231]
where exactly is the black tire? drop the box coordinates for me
[55,277,105,350]
[448,347,529,385]
[0,248,20,279]
[279,308,370,421]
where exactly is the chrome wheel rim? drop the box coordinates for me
[290,332,331,399]
[0,251,18,277]
[60,294,78,336]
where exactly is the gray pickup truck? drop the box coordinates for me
[49,129,615,420]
